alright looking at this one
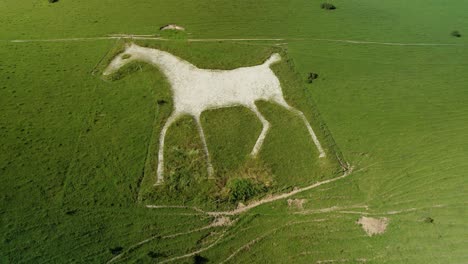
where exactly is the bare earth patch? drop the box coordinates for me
[212,216,232,227]
[160,24,185,31]
[356,216,389,236]
[287,198,307,210]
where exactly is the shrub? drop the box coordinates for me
[157,99,168,105]
[227,178,263,203]
[147,251,166,259]
[424,217,434,223]
[193,254,209,264]
[65,209,77,215]
[165,146,199,193]
[48,0,59,3]
[451,31,461,38]
[109,246,123,255]
[321,3,336,10]
[307,72,319,83]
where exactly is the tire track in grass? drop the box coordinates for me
[58,88,99,205]
[157,230,228,264]
[107,217,233,263]
[121,167,354,263]
[219,219,334,264]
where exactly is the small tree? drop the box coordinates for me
[307,72,319,83]
[193,254,209,264]
[157,99,168,105]
[424,217,434,223]
[109,246,123,255]
[321,3,336,10]
[227,178,260,203]
[451,31,462,38]
[147,251,166,259]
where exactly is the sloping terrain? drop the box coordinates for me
[1,0,467,263]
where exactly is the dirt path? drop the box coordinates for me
[3,35,463,47]
[296,204,447,216]
[305,38,463,46]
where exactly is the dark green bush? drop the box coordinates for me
[424,217,434,223]
[321,3,336,10]
[227,178,263,203]
[109,246,123,255]
[307,72,319,83]
[193,254,209,264]
[147,251,166,259]
[48,0,59,3]
[451,31,461,38]
[157,99,168,105]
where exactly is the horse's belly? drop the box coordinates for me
[172,69,280,114]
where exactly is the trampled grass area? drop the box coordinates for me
[1,0,467,263]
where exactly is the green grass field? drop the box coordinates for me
[1,0,467,263]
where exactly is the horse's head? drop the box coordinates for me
[102,43,137,76]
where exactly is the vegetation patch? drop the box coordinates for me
[451,30,462,38]
[221,160,272,204]
[424,217,434,223]
[321,3,336,10]
[109,246,123,255]
[307,72,319,83]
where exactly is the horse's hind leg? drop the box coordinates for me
[273,97,326,158]
[249,104,271,157]
[194,116,214,178]
[155,112,180,185]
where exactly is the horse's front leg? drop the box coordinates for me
[194,115,214,178]
[155,112,181,185]
[249,104,271,157]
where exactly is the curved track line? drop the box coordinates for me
[158,231,227,264]
[145,205,208,214]
[306,38,463,46]
[107,222,221,263]
[220,230,275,264]
[295,204,447,216]
[220,219,332,263]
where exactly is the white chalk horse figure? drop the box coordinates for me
[103,43,326,185]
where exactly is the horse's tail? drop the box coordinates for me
[263,53,281,66]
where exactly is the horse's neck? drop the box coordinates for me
[134,46,195,79]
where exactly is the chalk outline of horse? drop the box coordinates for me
[103,43,326,185]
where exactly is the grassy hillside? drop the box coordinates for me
[1,0,468,43]
[1,0,467,263]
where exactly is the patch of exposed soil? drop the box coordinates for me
[160,24,185,31]
[356,216,389,236]
[287,198,307,210]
